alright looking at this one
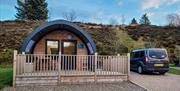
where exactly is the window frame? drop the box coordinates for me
[45,39,60,54]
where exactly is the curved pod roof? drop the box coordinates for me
[20,20,96,55]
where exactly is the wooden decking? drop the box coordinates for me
[13,51,130,86]
[18,70,125,76]
[16,70,127,86]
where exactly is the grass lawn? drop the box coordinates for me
[168,68,180,75]
[0,65,13,89]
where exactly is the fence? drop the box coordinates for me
[13,50,130,86]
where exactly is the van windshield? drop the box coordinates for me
[148,49,167,59]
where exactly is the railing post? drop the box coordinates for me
[117,54,120,56]
[22,52,25,75]
[127,53,130,80]
[13,50,17,88]
[22,52,25,55]
[94,52,98,82]
[58,52,61,85]
[117,54,120,73]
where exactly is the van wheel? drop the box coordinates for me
[137,66,143,74]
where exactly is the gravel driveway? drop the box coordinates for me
[1,81,146,91]
[130,72,180,91]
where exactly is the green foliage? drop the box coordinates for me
[131,18,138,24]
[0,48,13,65]
[139,13,151,25]
[167,46,180,63]
[144,40,161,48]
[115,30,145,52]
[168,68,180,75]
[169,63,175,67]
[0,65,13,89]
[15,0,48,20]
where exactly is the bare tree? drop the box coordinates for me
[139,13,151,25]
[63,10,77,22]
[167,13,180,27]
[167,14,174,26]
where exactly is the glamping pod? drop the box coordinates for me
[20,20,96,55]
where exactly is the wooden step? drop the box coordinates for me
[16,76,58,86]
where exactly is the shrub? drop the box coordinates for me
[0,48,13,65]
[174,60,179,66]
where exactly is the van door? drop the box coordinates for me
[139,51,145,64]
[61,40,77,70]
[148,49,169,68]
[133,51,140,68]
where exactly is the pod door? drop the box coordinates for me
[61,40,77,70]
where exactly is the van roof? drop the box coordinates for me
[131,48,166,52]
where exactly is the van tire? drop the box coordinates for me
[137,66,143,74]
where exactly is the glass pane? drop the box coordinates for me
[47,41,59,54]
[149,49,167,59]
[63,41,76,54]
[139,51,145,58]
[130,52,135,58]
[134,52,139,58]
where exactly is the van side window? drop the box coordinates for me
[130,52,134,58]
[139,51,145,58]
[134,52,139,58]
[133,51,144,58]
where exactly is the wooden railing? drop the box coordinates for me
[13,50,130,78]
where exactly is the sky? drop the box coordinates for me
[0,0,180,25]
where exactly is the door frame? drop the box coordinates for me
[61,40,77,70]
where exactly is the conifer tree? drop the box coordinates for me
[15,0,48,20]
[131,18,138,24]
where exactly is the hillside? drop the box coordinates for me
[127,25,180,47]
[0,20,180,64]
[126,25,180,60]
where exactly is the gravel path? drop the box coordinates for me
[130,72,180,91]
[1,81,146,91]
